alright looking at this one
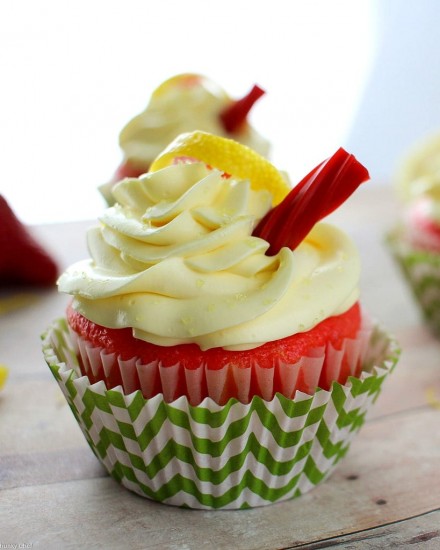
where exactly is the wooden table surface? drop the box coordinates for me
[1,184,440,549]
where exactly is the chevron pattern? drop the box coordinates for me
[42,318,399,509]
[388,234,440,336]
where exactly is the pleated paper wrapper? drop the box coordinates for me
[65,315,374,406]
[42,318,399,510]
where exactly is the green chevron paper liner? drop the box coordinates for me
[388,230,440,336]
[42,319,399,510]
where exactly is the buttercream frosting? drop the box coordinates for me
[60,161,360,350]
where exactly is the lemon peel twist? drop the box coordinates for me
[0,365,8,391]
[149,131,290,205]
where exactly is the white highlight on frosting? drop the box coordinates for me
[58,162,360,350]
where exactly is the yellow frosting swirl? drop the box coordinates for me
[59,163,360,350]
[118,74,270,168]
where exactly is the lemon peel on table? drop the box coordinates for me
[0,365,8,391]
[426,386,440,410]
[149,131,290,205]
[0,293,40,316]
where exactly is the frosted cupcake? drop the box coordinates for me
[99,73,270,204]
[388,133,440,335]
[43,132,399,509]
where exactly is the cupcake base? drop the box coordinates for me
[66,304,371,406]
[42,319,399,510]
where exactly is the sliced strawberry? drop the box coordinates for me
[0,195,59,286]
[253,148,370,254]
[219,84,265,133]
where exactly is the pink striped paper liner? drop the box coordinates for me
[67,313,373,406]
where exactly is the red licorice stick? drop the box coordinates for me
[253,148,370,255]
[219,84,265,133]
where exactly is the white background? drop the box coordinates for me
[1,1,440,225]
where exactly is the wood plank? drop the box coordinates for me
[290,510,440,549]
[0,379,88,455]
[2,409,439,548]
[0,448,104,490]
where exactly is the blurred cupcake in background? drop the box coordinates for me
[388,132,440,335]
[99,73,270,204]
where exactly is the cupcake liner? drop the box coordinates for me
[67,316,373,406]
[387,230,440,336]
[42,319,399,510]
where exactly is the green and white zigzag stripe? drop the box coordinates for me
[42,319,399,510]
[388,234,440,336]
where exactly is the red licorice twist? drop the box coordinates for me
[220,84,265,133]
[253,148,370,255]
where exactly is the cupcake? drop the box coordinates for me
[43,132,399,509]
[388,133,440,335]
[99,73,270,205]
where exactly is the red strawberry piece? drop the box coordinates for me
[0,195,59,286]
[112,160,149,183]
[219,84,265,133]
[253,148,370,254]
